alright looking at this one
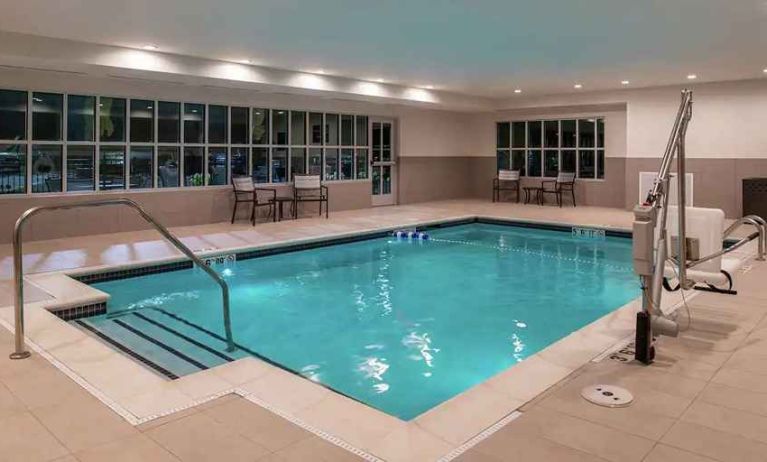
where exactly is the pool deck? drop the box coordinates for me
[0,199,765,461]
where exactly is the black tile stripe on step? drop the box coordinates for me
[132,312,236,362]
[112,319,210,371]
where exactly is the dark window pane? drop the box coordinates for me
[527,150,542,177]
[251,147,269,183]
[356,149,368,179]
[184,147,204,186]
[33,92,63,141]
[129,99,154,142]
[309,112,323,145]
[544,150,558,177]
[497,150,510,170]
[184,103,205,143]
[230,107,249,144]
[561,150,576,173]
[355,116,368,146]
[208,105,227,144]
[158,102,180,143]
[511,150,526,176]
[579,119,595,148]
[208,147,228,185]
[372,166,380,195]
[527,121,542,148]
[561,120,576,148]
[0,90,27,140]
[597,118,605,148]
[31,145,62,192]
[597,150,605,179]
[341,115,353,146]
[382,165,392,194]
[496,122,510,148]
[129,146,153,189]
[578,150,596,178]
[308,148,322,175]
[290,148,305,179]
[291,111,306,145]
[372,122,381,162]
[340,148,353,179]
[544,120,559,148]
[157,146,179,188]
[511,122,526,148]
[325,114,339,145]
[272,147,287,182]
[99,97,126,142]
[0,144,26,193]
[67,95,95,142]
[324,148,338,180]
[251,108,269,144]
[231,147,248,177]
[99,146,125,190]
[272,110,288,145]
[67,145,95,191]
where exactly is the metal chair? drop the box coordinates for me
[231,176,276,225]
[492,169,521,202]
[293,174,329,219]
[541,172,576,207]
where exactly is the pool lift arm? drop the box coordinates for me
[632,89,693,364]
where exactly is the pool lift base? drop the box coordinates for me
[581,384,634,408]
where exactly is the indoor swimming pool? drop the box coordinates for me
[77,222,639,420]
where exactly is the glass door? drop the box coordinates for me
[371,119,396,206]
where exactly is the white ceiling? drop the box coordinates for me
[0,0,765,98]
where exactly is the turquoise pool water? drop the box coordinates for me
[89,223,638,419]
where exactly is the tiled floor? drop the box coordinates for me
[0,199,765,461]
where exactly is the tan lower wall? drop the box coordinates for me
[398,157,473,204]
[0,181,371,244]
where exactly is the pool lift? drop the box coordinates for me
[631,89,766,364]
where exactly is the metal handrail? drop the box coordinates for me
[10,198,235,359]
[722,215,766,262]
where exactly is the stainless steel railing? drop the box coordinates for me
[10,198,235,359]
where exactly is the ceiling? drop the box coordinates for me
[0,0,765,98]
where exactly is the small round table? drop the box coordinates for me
[523,186,543,205]
[270,196,295,221]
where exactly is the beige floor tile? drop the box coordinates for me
[32,397,138,453]
[203,397,313,452]
[366,425,453,462]
[136,406,199,432]
[74,433,179,462]
[0,412,70,462]
[697,382,767,417]
[723,350,767,375]
[642,444,718,462]
[146,412,269,462]
[239,369,329,415]
[0,382,26,420]
[711,366,767,393]
[451,450,501,462]
[484,356,573,403]
[661,421,767,462]
[272,437,362,462]
[474,428,606,462]
[121,384,195,418]
[681,401,767,445]
[210,357,272,386]
[2,366,91,410]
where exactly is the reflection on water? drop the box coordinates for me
[403,331,439,368]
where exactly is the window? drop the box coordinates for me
[251,109,269,144]
[308,148,322,175]
[356,116,368,146]
[290,111,306,145]
[324,148,338,180]
[252,147,268,183]
[309,113,323,145]
[290,148,305,179]
[496,117,605,179]
[272,110,288,145]
[158,102,180,143]
[325,114,339,145]
[99,97,126,142]
[33,92,63,141]
[356,149,368,179]
[341,115,353,146]
[184,147,204,186]
[0,90,26,140]
[99,146,125,190]
[157,147,179,188]
[231,107,248,144]
[67,95,95,142]
[184,103,204,144]
[231,147,248,177]
[67,146,95,191]
[207,147,228,185]
[0,144,26,194]
[31,145,62,192]
[272,147,287,182]
[129,146,153,189]
[209,105,228,144]
[130,99,154,142]
[340,148,353,179]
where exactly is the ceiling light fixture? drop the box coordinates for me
[514,89,522,94]
[374,78,385,83]
[687,74,697,80]
[424,85,434,89]
[237,59,251,64]
[142,44,158,51]
[763,68,767,73]
[621,80,630,85]
[574,84,583,89]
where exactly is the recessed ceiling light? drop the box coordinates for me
[142,44,158,51]
[514,89,522,94]
[763,68,767,73]
[574,84,583,89]
[687,74,697,80]
[374,78,385,83]
[423,85,434,89]
[621,80,630,85]
[315,69,326,75]
[237,59,251,64]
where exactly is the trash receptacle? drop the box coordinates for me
[743,178,767,218]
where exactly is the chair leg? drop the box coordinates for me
[572,189,576,207]
[231,201,238,224]
[251,201,256,226]
[325,199,328,219]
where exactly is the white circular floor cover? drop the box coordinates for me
[580,384,634,408]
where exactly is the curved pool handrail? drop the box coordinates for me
[10,198,235,360]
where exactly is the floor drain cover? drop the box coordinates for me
[581,384,633,408]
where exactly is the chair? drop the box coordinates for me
[541,172,576,207]
[293,174,329,219]
[492,169,521,203]
[231,176,276,225]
